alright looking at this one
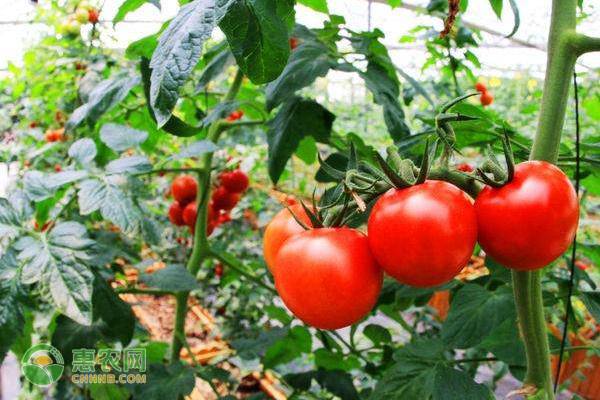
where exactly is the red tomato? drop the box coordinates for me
[168,201,185,226]
[475,161,579,270]
[289,37,299,50]
[475,82,487,93]
[182,202,198,227]
[54,164,62,172]
[215,263,224,277]
[457,163,474,173]
[480,91,493,106]
[171,175,197,205]
[220,169,249,193]
[88,8,99,24]
[29,121,38,128]
[226,110,243,122]
[274,228,382,329]
[217,212,232,224]
[211,186,239,211]
[368,180,477,287]
[263,204,311,273]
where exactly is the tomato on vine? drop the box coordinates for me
[457,163,474,172]
[211,186,239,211]
[168,201,185,226]
[171,175,197,205]
[475,161,579,270]
[368,180,477,287]
[220,169,249,193]
[263,203,311,273]
[182,202,198,226]
[226,110,243,121]
[274,227,382,329]
[88,8,99,24]
[480,91,493,106]
[289,37,299,50]
[475,82,487,93]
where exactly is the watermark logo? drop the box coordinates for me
[21,344,64,386]
[71,348,147,385]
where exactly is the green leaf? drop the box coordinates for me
[441,284,515,349]
[149,0,234,127]
[295,136,318,165]
[219,0,293,84]
[126,33,159,59]
[100,123,149,152]
[68,139,97,166]
[173,140,218,160]
[433,365,494,400]
[196,44,234,91]
[0,250,24,361]
[0,198,23,239]
[488,0,503,18]
[370,338,445,399]
[314,348,360,371]
[315,370,359,400]
[129,362,195,400]
[52,315,104,364]
[67,75,140,131]
[93,275,135,345]
[106,156,152,174]
[264,305,293,325]
[478,318,526,366]
[231,327,287,360]
[263,325,312,368]
[267,97,335,183]
[24,171,88,202]
[140,264,200,291]
[89,383,129,400]
[363,324,392,345]
[78,179,142,235]
[265,26,336,110]
[114,0,161,24]
[581,291,600,322]
[297,0,328,13]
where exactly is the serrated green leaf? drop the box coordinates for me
[67,75,140,130]
[100,123,149,152]
[149,0,234,127]
[106,156,152,174]
[129,362,195,400]
[68,138,97,165]
[140,264,200,291]
[114,0,161,24]
[267,97,334,183]
[219,0,293,84]
[196,44,234,92]
[263,325,312,368]
[442,284,514,349]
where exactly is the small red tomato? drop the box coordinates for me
[182,202,198,227]
[54,164,62,172]
[171,175,197,205]
[88,8,99,24]
[289,37,299,50]
[475,161,579,271]
[480,91,493,106]
[575,260,590,271]
[215,263,224,277]
[226,110,243,122]
[211,186,240,211]
[220,169,249,193]
[457,163,474,173]
[45,130,57,142]
[29,121,38,128]
[263,204,312,273]
[368,180,477,287]
[168,201,185,226]
[217,212,232,224]
[274,228,382,329]
[475,82,487,93]
[206,220,216,236]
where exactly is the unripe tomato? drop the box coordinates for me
[220,169,249,193]
[182,202,198,227]
[475,82,487,93]
[368,180,477,287]
[475,161,579,270]
[263,204,311,273]
[171,175,197,205]
[211,186,239,211]
[480,91,493,106]
[168,201,185,226]
[274,228,382,329]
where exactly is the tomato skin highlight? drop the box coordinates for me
[475,161,579,270]
[168,201,186,226]
[263,204,311,273]
[171,175,197,205]
[368,180,477,287]
[274,228,382,330]
[220,169,249,193]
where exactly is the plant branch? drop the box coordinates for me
[568,33,600,56]
[209,248,277,294]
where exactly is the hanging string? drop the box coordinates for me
[553,71,581,393]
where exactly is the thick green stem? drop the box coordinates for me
[170,69,245,364]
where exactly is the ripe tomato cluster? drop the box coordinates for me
[263,161,579,330]
[475,81,494,106]
[167,169,249,236]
